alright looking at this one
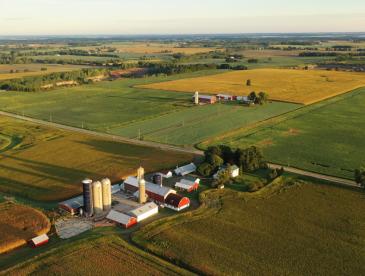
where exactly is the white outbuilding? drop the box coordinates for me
[128,202,159,222]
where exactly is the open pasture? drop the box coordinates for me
[0,64,88,80]
[215,88,365,179]
[135,179,365,275]
[0,115,194,201]
[0,202,50,254]
[139,68,365,105]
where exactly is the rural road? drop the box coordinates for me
[0,110,204,156]
[268,163,360,188]
[0,110,359,189]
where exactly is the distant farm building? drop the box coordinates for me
[106,210,137,229]
[29,234,49,248]
[174,163,197,176]
[164,194,190,211]
[58,195,84,216]
[192,94,217,104]
[217,94,235,101]
[123,176,176,203]
[128,202,159,222]
[214,165,240,179]
[175,178,200,192]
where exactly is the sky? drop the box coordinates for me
[0,0,364,35]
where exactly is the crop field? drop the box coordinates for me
[0,115,194,201]
[139,68,365,105]
[0,202,50,254]
[216,88,365,179]
[113,101,299,146]
[134,179,365,275]
[0,64,88,80]
[3,228,191,276]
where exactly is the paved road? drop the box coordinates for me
[0,110,204,156]
[268,163,360,188]
[0,110,359,188]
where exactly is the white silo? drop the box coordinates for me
[92,181,103,215]
[101,178,112,211]
[194,91,199,105]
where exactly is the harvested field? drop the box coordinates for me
[3,229,192,276]
[0,115,194,201]
[134,179,365,275]
[139,68,365,105]
[0,202,50,254]
[0,64,88,80]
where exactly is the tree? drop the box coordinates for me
[212,168,231,188]
[248,91,257,101]
[355,168,365,189]
[206,154,224,169]
[197,162,214,177]
[246,79,251,86]
[235,146,265,172]
[257,91,268,105]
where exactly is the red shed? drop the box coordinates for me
[106,210,137,229]
[30,234,49,248]
[164,194,190,211]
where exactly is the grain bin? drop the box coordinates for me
[92,181,103,215]
[101,178,112,211]
[82,179,93,217]
[138,179,147,204]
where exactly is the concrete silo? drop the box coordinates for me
[139,179,147,204]
[82,179,93,217]
[101,178,112,211]
[92,181,103,215]
[194,91,199,105]
[137,166,145,181]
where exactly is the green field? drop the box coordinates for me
[2,228,192,276]
[133,178,365,275]
[0,70,298,146]
[215,88,365,179]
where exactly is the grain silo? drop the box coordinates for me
[152,174,163,187]
[139,179,147,204]
[194,91,199,105]
[137,166,145,181]
[82,179,93,217]
[92,181,103,215]
[101,178,112,211]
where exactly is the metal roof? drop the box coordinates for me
[59,195,84,209]
[129,202,158,217]
[31,234,49,244]
[174,163,197,176]
[124,177,175,197]
[175,182,194,190]
[106,210,134,225]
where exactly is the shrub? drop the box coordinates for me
[198,162,214,177]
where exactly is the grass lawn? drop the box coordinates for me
[216,88,365,179]
[139,68,365,105]
[2,227,192,276]
[0,202,50,254]
[0,115,194,201]
[133,178,365,275]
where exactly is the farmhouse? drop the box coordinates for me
[214,165,240,179]
[106,210,137,229]
[174,163,197,176]
[123,176,176,203]
[175,178,200,192]
[128,202,159,222]
[164,193,190,211]
[30,234,49,248]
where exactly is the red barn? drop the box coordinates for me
[192,95,217,104]
[30,234,49,248]
[106,210,137,229]
[123,177,176,203]
[164,194,190,211]
[175,178,200,193]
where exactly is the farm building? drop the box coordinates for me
[128,202,159,222]
[192,95,217,104]
[217,94,235,101]
[58,195,83,216]
[29,234,49,248]
[164,194,190,211]
[106,210,137,229]
[123,176,176,203]
[175,178,200,192]
[174,163,197,176]
[214,165,240,179]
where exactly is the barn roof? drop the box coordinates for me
[107,210,134,225]
[174,163,197,176]
[31,234,49,244]
[129,202,158,217]
[124,177,175,198]
[165,193,189,208]
[59,195,84,209]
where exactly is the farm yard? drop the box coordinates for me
[139,68,365,105]
[0,115,194,201]
[2,228,191,275]
[134,179,365,275]
[0,202,50,254]
[216,88,365,179]
[0,64,88,81]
